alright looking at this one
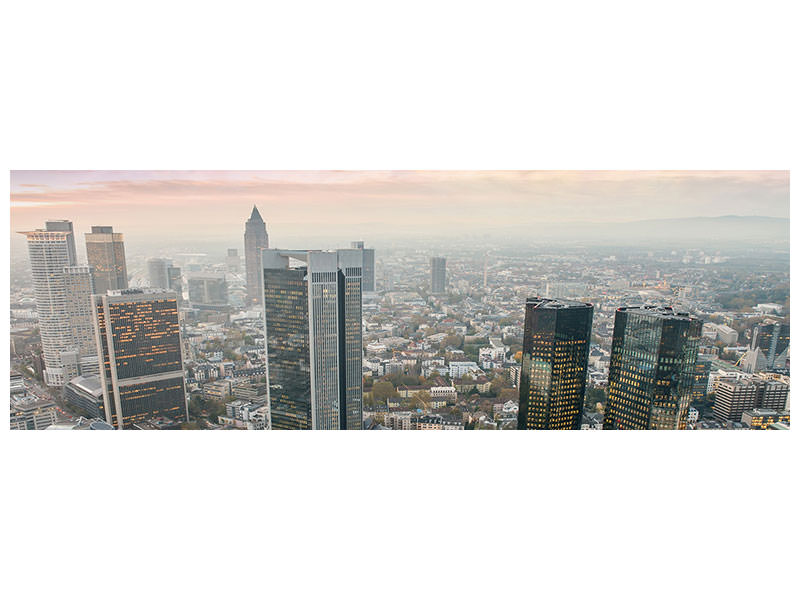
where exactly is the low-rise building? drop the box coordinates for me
[10,395,58,430]
[741,408,790,430]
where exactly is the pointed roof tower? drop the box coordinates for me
[248,205,264,223]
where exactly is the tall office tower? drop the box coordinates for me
[226,248,240,271]
[517,297,594,430]
[146,257,170,288]
[85,226,128,294]
[147,258,183,300]
[351,241,375,292]
[430,256,447,294]
[45,220,77,265]
[691,354,712,405]
[751,321,790,370]
[262,249,363,430]
[603,306,702,430]
[187,273,228,310]
[19,223,96,386]
[92,289,187,429]
[244,205,269,306]
[167,265,183,302]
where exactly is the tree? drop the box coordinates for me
[372,381,396,402]
[499,388,518,402]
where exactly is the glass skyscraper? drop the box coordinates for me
[517,297,593,430]
[85,225,128,295]
[92,288,187,429]
[603,306,702,430]
[751,321,790,370]
[262,249,363,430]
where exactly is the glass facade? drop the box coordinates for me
[264,267,312,429]
[517,297,593,430]
[262,249,364,430]
[339,263,363,430]
[753,321,790,369]
[93,290,186,429]
[85,226,128,295]
[603,307,702,430]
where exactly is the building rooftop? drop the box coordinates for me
[525,297,593,310]
[616,305,698,321]
[67,375,103,397]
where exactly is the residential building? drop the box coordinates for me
[262,248,363,429]
[603,306,702,430]
[18,221,96,386]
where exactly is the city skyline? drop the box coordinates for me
[9,173,790,432]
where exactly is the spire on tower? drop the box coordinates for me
[248,205,264,223]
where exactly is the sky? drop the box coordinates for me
[9,170,789,247]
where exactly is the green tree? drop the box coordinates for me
[372,381,396,402]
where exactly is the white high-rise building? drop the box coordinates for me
[19,222,96,387]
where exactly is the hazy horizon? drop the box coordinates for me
[10,170,789,254]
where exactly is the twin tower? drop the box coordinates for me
[518,299,702,430]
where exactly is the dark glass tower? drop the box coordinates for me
[517,297,593,430]
[691,354,712,405]
[752,321,790,370]
[244,206,269,306]
[85,226,128,295]
[92,288,187,429]
[603,306,702,430]
[262,249,363,430]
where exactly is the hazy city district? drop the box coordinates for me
[10,208,790,431]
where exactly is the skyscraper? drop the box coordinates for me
[146,258,183,302]
[226,248,240,271]
[751,320,790,370]
[44,219,77,264]
[19,222,96,386]
[351,241,375,292]
[603,306,702,430]
[431,256,446,294]
[691,354,712,406]
[517,297,593,430]
[244,205,269,306]
[92,288,187,429]
[85,226,128,294]
[262,249,363,430]
[146,257,170,289]
[187,273,228,310]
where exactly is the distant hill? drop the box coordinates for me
[498,215,789,245]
